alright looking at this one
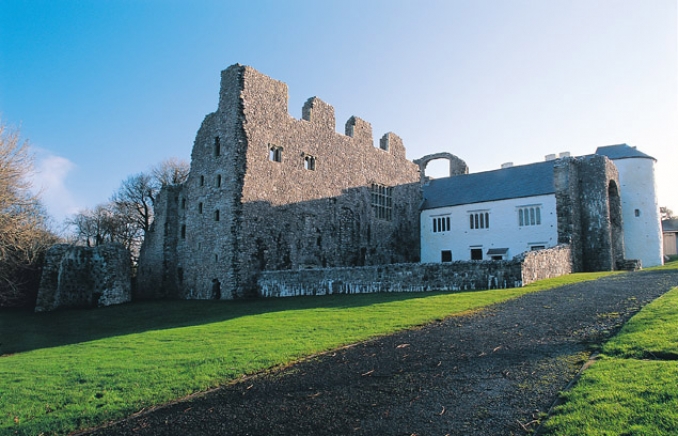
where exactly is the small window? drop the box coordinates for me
[214,136,221,157]
[200,175,205,187]
[198,202,203,214]
[470,248,483,260]
[469,212,489,229]
[269,145,283,162]
[634,209,641,217]
[432,216,450,233]
[441,250,452,262]
[371,183,393,221]
[181,198,186,209]
[518,206,542,226]
[304,155,316,171]
[181,224,186,239]
[215,210,220,221]
[216,174,222,187]
[530,245,546,251]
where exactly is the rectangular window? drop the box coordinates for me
[304,155,316,171]
[469,212,490,229]
[269,145,283,162]
[432,216,451,233]
[371,183,393,221]
[518,206,542,226]
[470,248,483,260]
[198,202,203,214]
[214,136,221,157]
[441,250,452,262]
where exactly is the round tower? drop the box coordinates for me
[596,144,664,267]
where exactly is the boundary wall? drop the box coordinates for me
[258,246,572,298]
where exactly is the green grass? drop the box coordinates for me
[0,271,614,435]
[541,283,678,435]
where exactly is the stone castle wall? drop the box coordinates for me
[137,64,422,299]
[35,244,132,312]
[257,245,573,298]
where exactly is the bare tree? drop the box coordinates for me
[0,121,59,306]
[111,172,156,234]
[152,157,189,187]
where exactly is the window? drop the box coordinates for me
[441,250,452,262]
[216,174,222,187]
[304,155,316,171]
[371,183,393,221]
[200,175,205,187]
[518,206,541,226]
[269,145,283,162]
[181,198,186,209]
[469,212,489,229]
[530,245,546,251]
[215,210,220,221]
[432,216,451,233]
[470,248,483,260]
[181,224,186,239]
[214,136,221,157]
[634,209,641,217]
[198,202,203,214]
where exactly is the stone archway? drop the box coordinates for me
[413,152,468,184]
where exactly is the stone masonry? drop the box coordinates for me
[137,65,422,300]
[35,244,132,312]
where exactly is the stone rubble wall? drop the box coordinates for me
[519,245,572,285]
[258,246,575,298]
[35,244,132,312]
[258,261,524,298]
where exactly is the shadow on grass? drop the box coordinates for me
[0,290,454,355]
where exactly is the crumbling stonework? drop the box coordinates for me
[35,244,132,312]
[554,155,625,272]
[138,65,422,300]
[519,245,572,285]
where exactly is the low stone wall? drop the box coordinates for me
[258,261,524,298]
[35,244,132,312]
[519,245,573,285]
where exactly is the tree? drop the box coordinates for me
[152,157,190,187]
[0,121,59,307]
[661,207,674,220]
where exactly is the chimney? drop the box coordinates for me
[545,154,557,161]
[501,162,514,169]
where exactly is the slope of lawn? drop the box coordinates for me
[0,272,613,435]
[541,261,678,435]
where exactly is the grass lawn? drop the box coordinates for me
[0,272,612,435]
[541,259,678,435]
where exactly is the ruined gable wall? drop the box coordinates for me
[233,66,422,296]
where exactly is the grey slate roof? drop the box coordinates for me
[596,144,655,161]
[421,160,556,210]
[663,219,678,233]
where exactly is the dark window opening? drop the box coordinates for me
[269,145,283,162]
[214,136,221,157]
[199,175,205,187]
[216,174,222,187]
[215,210,220,221]
[181,224,186,239]
[470,212,489,229]
[471,248,483,260]
[181,198,186,209]
[432,216,451,233]
[441,250,452,262]
[198,202,203,214]
[304,155,316,171]
[635,209,641,217]
[530,245,546,251]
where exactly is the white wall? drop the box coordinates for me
[613,158,664,267]
[421,194,558,263]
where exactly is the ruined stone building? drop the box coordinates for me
[137,64,663,302]
[137,64,429,299]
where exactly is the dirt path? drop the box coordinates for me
[83,270,678,436]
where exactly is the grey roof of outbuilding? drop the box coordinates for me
[421,160,557,210]
[663,219,678,233]
[595,144,655,161]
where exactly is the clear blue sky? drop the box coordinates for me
[1,0,676,224]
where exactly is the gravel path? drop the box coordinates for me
[83,270,678,436]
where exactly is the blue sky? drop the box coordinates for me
[1,0,676,224]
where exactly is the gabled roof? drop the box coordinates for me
[596,144,655,161]
[421,160,556,210]
[663,219,678,233]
